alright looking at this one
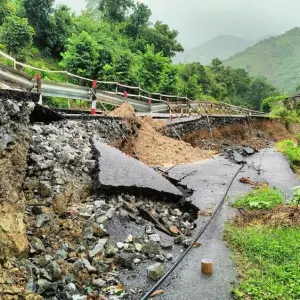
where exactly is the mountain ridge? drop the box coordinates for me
[175,35,255,65]
[224,27,300,94]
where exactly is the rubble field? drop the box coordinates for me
[0,99,199,300]
[1,99,297,300]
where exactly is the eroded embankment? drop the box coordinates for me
[0,95,199,299]
[178,118,292,151]
[111,104,293,165]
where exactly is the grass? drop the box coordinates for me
[226,186,300,299]
[225,225,300,300]
[233,186,284,210]
[277,139,300,170]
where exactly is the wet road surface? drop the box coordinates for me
[154,148,299,300]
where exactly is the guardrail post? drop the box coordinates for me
[147,98,152,112]
[36,74,43,105]
[65,72,69,84]
[116,83,118,95]
[13,60,17,69]
[91,80,97,115]
[139,85,141,101]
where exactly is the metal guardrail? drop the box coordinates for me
[0,50,265,115]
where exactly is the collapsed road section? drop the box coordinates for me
[0,91,199,299]
[0,90,296,300]
[92,140,183,201]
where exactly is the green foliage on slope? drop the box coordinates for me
[225,27,300,94]
[0,0,278,110]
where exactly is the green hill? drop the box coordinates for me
[175,35,254,65]
[225,28,300,95]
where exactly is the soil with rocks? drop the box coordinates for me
[0,101,199,300]
[232,205,300,227]
[111,103,215,166]
[184,119,293,151]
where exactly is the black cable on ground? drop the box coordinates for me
[140,164,244,300]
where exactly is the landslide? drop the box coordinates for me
[110,103,215,166]
[184,119,293,151]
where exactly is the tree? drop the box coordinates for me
[246,77,277,110]
[158,64,179,95]
[230,68,251,97]
[134,21,184,58]
[0,16,34,57]
[86,0,134,23]
[60,31,100,78]
[124,2,151,38]
[24,0,54,46]
[110,50,133,83]
[180,73,203,99]
[130,45,170,91]
[211,58,224,74]
[47,5,73,57]
[179,63,212,95]
[0,1,12,25]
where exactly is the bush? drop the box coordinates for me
[261,95,286,113]
[60,31,100,78]
[0,16,35,57]
[233,186,284,210]
[292,186,300,205]
[277,140,300,169]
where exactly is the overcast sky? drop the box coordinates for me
[56,0,300,48]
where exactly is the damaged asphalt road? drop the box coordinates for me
[93,140,183,201]
[152,148,299,300]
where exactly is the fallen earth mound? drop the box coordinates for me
[110,103,214,166]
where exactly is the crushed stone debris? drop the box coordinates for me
[0,99,199,300]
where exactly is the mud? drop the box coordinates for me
[183,119,293,151]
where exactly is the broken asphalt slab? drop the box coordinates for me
[92,140,183,201]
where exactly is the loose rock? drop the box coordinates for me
[89,239,108,258]
[147,263,164,280]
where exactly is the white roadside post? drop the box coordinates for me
[91,80,97,115]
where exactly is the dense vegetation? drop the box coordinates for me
[226,187,300,299]
[225,27,300,95]
[226,225,300,299]
[277,138,300,170]
[262,94,300,125]
[0,0,278,109]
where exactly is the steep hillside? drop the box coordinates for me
[175,35,254,65]
[225,27,300,94]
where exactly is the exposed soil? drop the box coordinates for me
[288,123,300,134]
[184,119,293,151]
[232,205,300,227]
[111,103,215,166]
[108,102,136,119]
